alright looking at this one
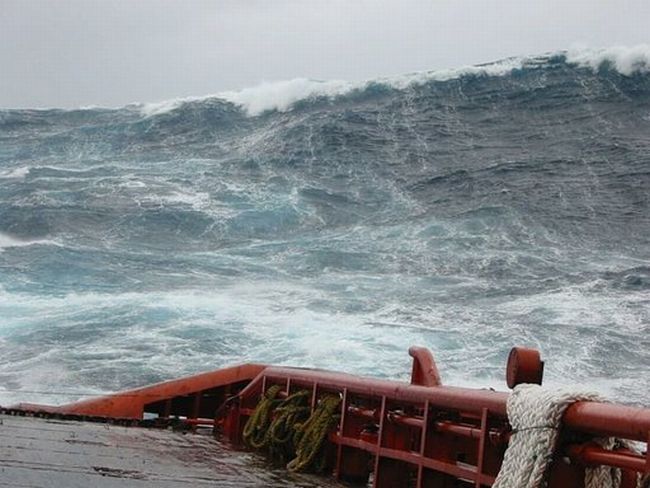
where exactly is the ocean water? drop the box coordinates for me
[0,48,649,407]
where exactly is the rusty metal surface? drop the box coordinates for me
[0,413,345,488]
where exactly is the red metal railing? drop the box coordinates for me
[13,347,649,487]
[224,347,650,487]
[13,363,265,419]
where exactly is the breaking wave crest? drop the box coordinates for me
[137,46,650,116]
[1,46,649,406]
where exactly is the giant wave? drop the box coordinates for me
[0,48,649,407]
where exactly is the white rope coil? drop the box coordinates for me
[493,384,641,488]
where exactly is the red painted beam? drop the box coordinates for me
[247,366,650,442]
[14,363,266,419]
[563,402,650,442]
[252,367,509,416]
[567,444,648,473]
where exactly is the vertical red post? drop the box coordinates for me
[163,399,172,418]
[335,389,372,483]
[475,408,488,487]
[373,397,411,488]
[191,393,201,419]
[416,400,430,488]
[223,403,242,444]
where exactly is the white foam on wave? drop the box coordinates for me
[0,166,30,180]
[0,232,60,252]
[138,97,201,117]
[0,283,427,402]
[139,45,650,118]
[139,58,526,117]
[0,274,648,405]
[155,190,212,210]
[387,56,528,90]
[567,44,650,75]
[1,164,108,181]
[139,78,354,118]
[126,185,216,212]
[220,78,354,117]
[0,233,37,251]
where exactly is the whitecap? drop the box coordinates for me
[0,232,61,252]
[219,78,354,116]
[139,59,528,117]
[137,45,650,118]
[566,44,650,75]
[0,166,30,179]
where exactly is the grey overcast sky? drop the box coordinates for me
[1,0,648,108]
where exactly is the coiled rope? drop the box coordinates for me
[242,385,283,449]
[493,384,643,488]
[288,394,341,473]
[267,390,311,463]
[242,387,341,473]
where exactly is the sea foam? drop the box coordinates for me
[139,58,528,117]
[139,45,650,118]
[2,44,649,407]
[0,232,60,252]
[0,167,30,180]
[567,44,650,75]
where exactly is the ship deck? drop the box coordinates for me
[0,413,346,487]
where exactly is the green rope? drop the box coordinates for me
[287,394,342,473]
[242,385,283,449]
[266,390,311,463]
[242,386,342,474]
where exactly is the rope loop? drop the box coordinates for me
[241,386,342,474]
[288,394,341,473]
[494,384,642,488]
[242,385,283,449]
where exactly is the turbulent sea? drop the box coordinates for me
[0,49,649,407]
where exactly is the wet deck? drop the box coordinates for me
[0,414,346,487]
